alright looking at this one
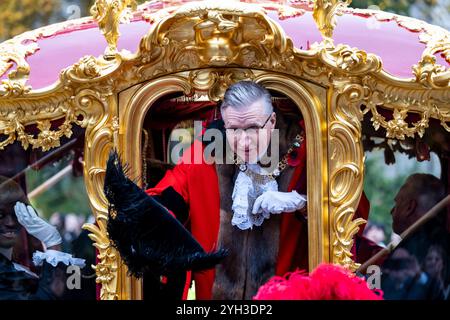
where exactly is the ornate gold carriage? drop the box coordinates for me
[0,0,448,299]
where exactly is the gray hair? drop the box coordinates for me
[221,81,273,117]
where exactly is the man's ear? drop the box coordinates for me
[270,112,276,130]
[405,198,418,218]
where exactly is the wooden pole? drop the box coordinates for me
[27,164,73,199]
[357,194,450,274]
[0,138,78,190]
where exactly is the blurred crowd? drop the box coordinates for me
[47,212,97,300]
[362,173,450,300]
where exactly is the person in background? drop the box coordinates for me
[0,176,85,300]
[381,173,449,300]
[423,244,449,299]
[381,247,444,300]
[62,213,82,253]
[65,215,96,300]
[391,173,446,235]
[363,221,387,247]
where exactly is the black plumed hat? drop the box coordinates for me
[104,151,227,278]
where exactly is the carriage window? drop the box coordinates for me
[360,110,450,300]
[140,89,309,300]
[0,127,96,300]
[363,144,441,247]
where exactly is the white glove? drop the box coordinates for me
[14,202,62,248]
[252,190,306,215]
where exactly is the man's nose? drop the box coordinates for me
[3,214,19,228]
[237,132,251,148]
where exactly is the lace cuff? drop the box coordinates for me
[32,250,86,268]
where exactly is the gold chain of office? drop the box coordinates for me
[234,132,304,183]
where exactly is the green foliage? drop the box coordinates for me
[26,156,91,220]
[0,0,59,42]
[351,0,437,15]
[0,0,149,42]
[363,152,404,237]
[0,0,442,42]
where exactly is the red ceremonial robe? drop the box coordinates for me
[144,120,371,299]
[145,135,308,300]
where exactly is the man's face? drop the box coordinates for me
[222,99,276,164]
[0,202,21,249]
[391,183,416,235]
[365,227,385,244]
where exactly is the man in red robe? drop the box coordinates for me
[106,81,311,300]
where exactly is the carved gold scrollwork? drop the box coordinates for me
[83,214,118,300]
[0,16,97,97]
[413,55,449,89]
[137,1,295,77]
[0,102,81,151]
[90,0,138,59]
[313,42,382,75]
[0,55,121,152]
[0,39,38,97]
[413,23,449,88]
[360,76,450,139]
[418,26,450,65]
[188,68,256,101]
[329,81,367,270]
[344,7,450,88]
[363,102,431,140]
[78,90,119,300]
[312,0,352,46]
[72,56,103,79]
[377,10,449,89]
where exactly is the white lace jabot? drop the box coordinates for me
[231,164,278,230]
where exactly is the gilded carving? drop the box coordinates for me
[312,0,352,46]
[188,68,256,101]
[0,0,448,298]
[79,88,119,299]
[0,16,96,97]
[0,39,38,97]
[137,1,296,78]
[90,0,138,59]
[360,76,450,138]
[328,79,366,270]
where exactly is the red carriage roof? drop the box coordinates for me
[1,0,449,90]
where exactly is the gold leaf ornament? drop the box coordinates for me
[90,0,138,59]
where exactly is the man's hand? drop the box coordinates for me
[252,190,306,215]
[14,202,62,248]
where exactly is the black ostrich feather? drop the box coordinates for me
[104,151,227,278]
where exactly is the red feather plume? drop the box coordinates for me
[254,263,383,300]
